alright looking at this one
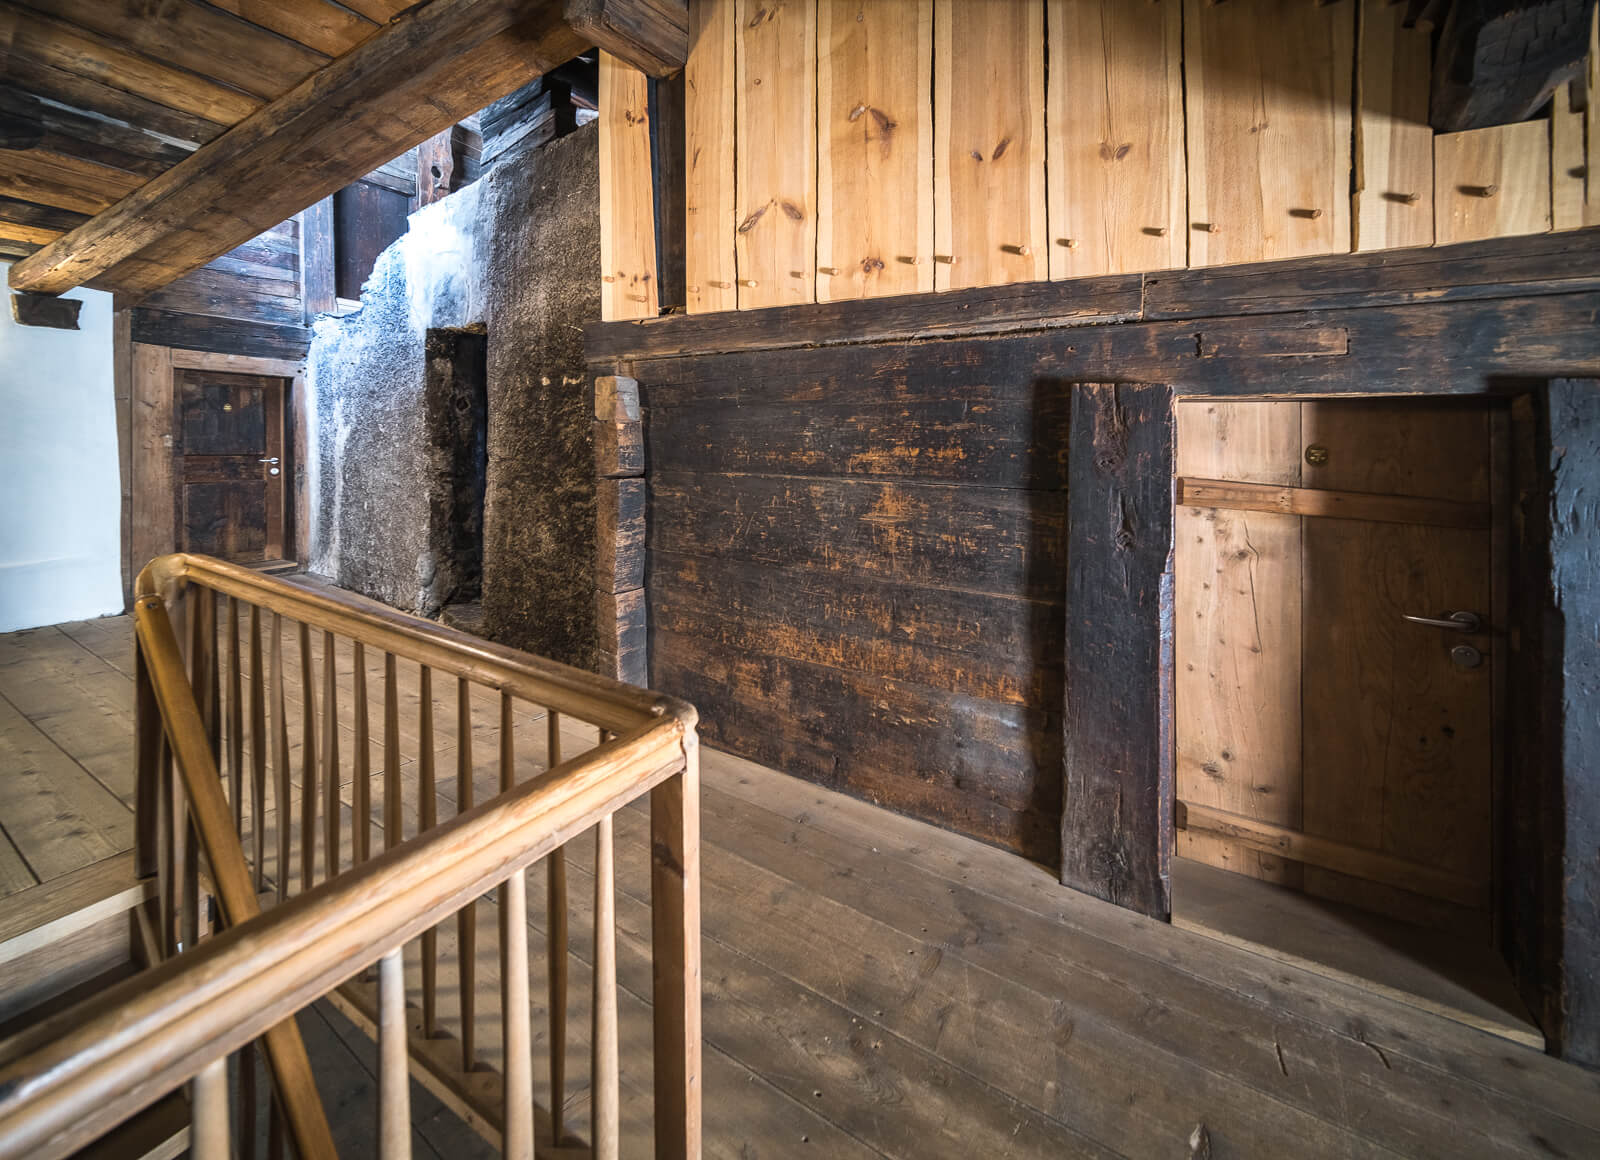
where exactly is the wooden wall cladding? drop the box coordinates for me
[668,0,1587,314]
[1045,0,1184,277]
[1434,122,1553,246]
[1552,83,1588,232]
[639,346,1070,863]
[734,0,817,309]
[599,52,660,321]
[1355,0,1434,251]
[684,0,737,314]
[816,0,932,300]
[1184,0,1354,266]
[933,0,1046,290]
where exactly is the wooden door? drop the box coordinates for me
[172,369,290,565]
[1174,398,1501,940]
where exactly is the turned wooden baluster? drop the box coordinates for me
[227,596,243,835]
[191,1057,230,1160]
[379,948,412,1160]
[249,605,266,893]
[593,805,619,1160]
[500,691,533,1160]
[419,665,438,1037]
[384,653,400,851]
[547,711,569,1146]
[323,631,340,879]
[456,676,476,1071]
[271,613,291,905]
[297,621,317,893]
[354,642,371,864]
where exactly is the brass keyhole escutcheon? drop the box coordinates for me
[1304,444,1329,466]
[223,403,233,412]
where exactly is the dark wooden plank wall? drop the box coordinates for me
[130,218,308,359]
[600,225,1600,1062]
[640,349,1072,864]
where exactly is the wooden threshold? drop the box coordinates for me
[1175,800,1489,910]
[1172,857,1541,1049]
[1175,477,1491,529]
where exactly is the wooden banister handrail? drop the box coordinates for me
[135,553,675,734]
[0,711,690,1160]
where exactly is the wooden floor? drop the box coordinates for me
[3,613,1600,1159]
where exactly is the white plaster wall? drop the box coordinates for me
[0,271,123,632]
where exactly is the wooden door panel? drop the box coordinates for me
[1175,396,1500,938]
[172,368,288,564]
[1175,401,1303,885]
[183,482,268,559]
[179,377,268,454]
[1301,518,1493,878]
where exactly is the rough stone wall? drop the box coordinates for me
[478,127,601,669]
[305,124,601,665]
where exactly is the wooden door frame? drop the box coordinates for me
[130,346,307,588]
[1060,378,1597,1063]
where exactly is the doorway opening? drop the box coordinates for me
[172,367,295,569]
[1169,396,1540,1047]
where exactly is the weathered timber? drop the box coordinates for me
[587,226,1600,361]
[1546,377,1600,1068]
[564,0,689,75]
[595,587,647,686]
[10,291,81,329]
[1060,382,1174,918]
[596,477,645,593]
[649,549,1063,709]
[653,629,1062,862]
[129,309,310,361]
[9,0,588,297]
[647,472,1067,602]
[300,198,335,322]
[622,291,1600,398]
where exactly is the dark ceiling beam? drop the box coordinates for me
[1431,0,1593,131]
[564,0,688,76]
[8,0,691,297]
[8,0,588,297]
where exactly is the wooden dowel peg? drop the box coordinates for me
[896,255,921,265]
[1383,191,1422,205]
[1057,238,1079,249]
[737,278,758,287]
[708,280,732,289]
[601,275,615,283]
[818,266,840,275]
[933,254,957,264]
[1143,226,1168,237]
[1466,183,1499,198]
[1194,222,1221,233]
[1289,207,1323,219]
[1000,243,1030,256]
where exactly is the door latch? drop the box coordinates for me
[1401,611,1481,633]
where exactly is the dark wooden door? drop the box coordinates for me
[172,369,290,564]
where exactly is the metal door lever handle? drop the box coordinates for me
[1402,611,1481,632]
[259,457,279,464]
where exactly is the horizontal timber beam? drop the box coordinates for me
[8,0,631,297]
[1175,477,1491,529]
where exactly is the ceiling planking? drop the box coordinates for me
[0,0,686,285]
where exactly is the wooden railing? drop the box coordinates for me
[0,554,702,1160]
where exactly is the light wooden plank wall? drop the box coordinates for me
[599,52,659,321]
[734,0,817,309]
[659,0,1588,315]
[816,0,933,301]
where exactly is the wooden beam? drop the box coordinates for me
[9,0,588,297]
[10,290,82,329]
[1176,477,1492,529]
[564,0,689,75]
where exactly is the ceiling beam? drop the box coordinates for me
[8,0,592,297]
[564,0,688,76]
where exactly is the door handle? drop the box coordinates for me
[259,457,279,465]
[1402,611,1482,632]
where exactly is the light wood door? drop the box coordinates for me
[1175,398,1500,940]
[172,368,290,564]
